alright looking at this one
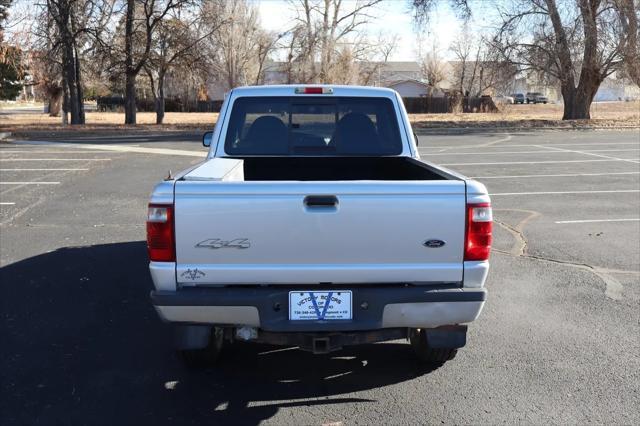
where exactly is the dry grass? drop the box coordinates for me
[1,101,638,133]
[411,101,640,128]
[0,111,219,129]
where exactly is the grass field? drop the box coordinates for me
[1,101,638,132]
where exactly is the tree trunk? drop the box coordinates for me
[156,72,165,124]
[48,86,62,117]
[62,79,70,125]
[562,85,599,120]
[73,42,85,124]
[61,31,81,124]
[124,0,136,125]
[125,73,137,125]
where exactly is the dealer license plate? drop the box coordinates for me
[289,290,352,320]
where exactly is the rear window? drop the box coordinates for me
[223,97,403,156]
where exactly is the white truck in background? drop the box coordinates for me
[146,85,492,367]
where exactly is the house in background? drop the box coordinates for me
[594,71,640,101]
[383,79,429,97]
[202,60,638,103]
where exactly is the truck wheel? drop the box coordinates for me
[409,329,457,364]
[178,327,224,369]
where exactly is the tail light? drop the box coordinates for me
[147,204,175,262]
[465,202,492,261]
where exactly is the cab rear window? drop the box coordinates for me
[224,97,403,156]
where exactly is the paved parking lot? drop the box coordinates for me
[1,129,639,424]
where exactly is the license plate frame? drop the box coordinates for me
[288,290,352,320]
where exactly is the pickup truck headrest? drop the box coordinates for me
[333,113,380,154]
[243,116,288,154]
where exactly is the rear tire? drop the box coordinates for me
[178,327,224,369]
[409,328,458,364]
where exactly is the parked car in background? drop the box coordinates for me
[511,93,525,104]
[526,92,548,104]
[493,95,514,104]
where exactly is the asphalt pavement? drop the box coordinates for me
[1,129,638,425]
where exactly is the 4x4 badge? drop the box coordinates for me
[196,238,251,249]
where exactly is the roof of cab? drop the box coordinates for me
[230,84,399,98]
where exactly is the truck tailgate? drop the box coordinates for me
[174,181,466,285]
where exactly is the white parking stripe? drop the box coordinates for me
[473,171,640,179]
[0,150,112,154]
[538,145,640,164]
[0,168,90,171]
[0,202,16,205]
[441,159,623,166]
[424,148,640,156]
[480,134,512,147]
[16,141,206,157]
[0,158,111,161]
[0,182,60,185]
[420,141,640,150]
[555,218,640,224]
[491,190,640,196]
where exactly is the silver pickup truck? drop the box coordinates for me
[147,85,492,367]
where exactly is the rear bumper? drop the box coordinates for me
[151,285,487,332]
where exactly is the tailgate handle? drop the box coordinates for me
[304,195,338,208]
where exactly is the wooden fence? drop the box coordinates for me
[97,95,497,114]
[402,95,498,114]
[96,97,223,113]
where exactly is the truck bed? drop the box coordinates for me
[183,157,457,182]
[174,156,466,286]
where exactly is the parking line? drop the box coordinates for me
[0,202,16,205]
[473,171,640,179]
[479,134,512,147]
[425,148,640,156]
[0,168,90,171]
[491,190,640,196]
[420,142,640,150]
[0,150,113,153]
[0,182,60,185]
[538,145,640,164]
[16,141,206,157]
[0,158,111,161]
[555,218,640,224]
[441,159,623,166]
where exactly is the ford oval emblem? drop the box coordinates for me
[423,239,446,248]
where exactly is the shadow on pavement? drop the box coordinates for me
[1,241,438,425]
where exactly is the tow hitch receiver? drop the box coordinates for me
[254,329,408,354]
[312,337,331,354]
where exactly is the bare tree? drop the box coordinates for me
[357,32,398,86]
[413,0,637,119]
[411,0,471,24]
[494,0,633,119]
[417,37,446,89]
[28,0,115,121]
[121,0,189,125]
[450,26,480,95]
[144,6,225,124]
[284,0,383,83]
[616,0,640,87]
[202,0,277,91]
[46,0,85,124]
